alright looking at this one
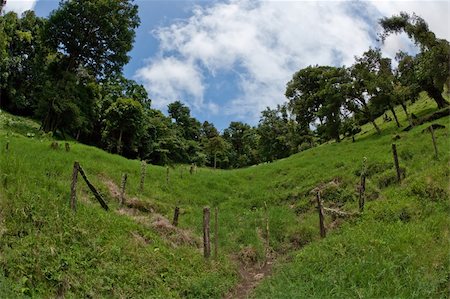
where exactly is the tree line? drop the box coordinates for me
[0,1,448,168]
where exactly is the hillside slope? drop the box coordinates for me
[0,95,449,298]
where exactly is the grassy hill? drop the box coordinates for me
[0,94,449,298]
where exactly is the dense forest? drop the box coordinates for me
[0,1,448,168]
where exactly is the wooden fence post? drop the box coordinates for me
[140,161,146,192]
[359,174,366,212]
[392,143,401,182]
[173,206,180,227]
[166,166,170,185]
[78,165,109,211]
[214,207,218,259]
[316,191,326,238]
[203,207,211,258]
[359,157,367,212]
[120,173,127,206]
[70,162,79,211]
[264,201,270,257]
[429,126,438,159]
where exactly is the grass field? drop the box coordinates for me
[0,94,449,298]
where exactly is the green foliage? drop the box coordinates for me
[286,65,349,142]
[0,95,449,297]
[102,97,144,155]
[45,0,140,77]
[380,12,450,109]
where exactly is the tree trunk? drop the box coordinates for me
[361,101,381,135]
[389,106,401,128]
[426,85,449,109]
[371,119,381,135]
[117,129,123,154]
[401,102,413,126]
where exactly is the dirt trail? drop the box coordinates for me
[224,258,275,299]
[99,175,277,298]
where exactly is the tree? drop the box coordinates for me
[257,104,302,161]
[168,101,201,141]
[102,98,144,155]
[348,49,388,134]
[380,12,449,108]
[223,122,259,168]
[0,11,48,114]
[45,0,140,78]
[286,66,349,142]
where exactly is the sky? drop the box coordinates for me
[4,0,450,130]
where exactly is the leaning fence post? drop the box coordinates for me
[140,161,146,192]
[214,207,219,259]
[173,206,180,227]
[392,143,401,182]
[70,162,79,211]
[120,173,127,206]
[316,191,326,238]
[429,126,438,159]
[78,165,109,211]
[203,207,211,258]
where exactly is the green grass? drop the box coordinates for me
[0,93,449,298]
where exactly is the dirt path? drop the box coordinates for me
[224,258,275,299]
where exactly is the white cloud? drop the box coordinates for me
[371,1,449,62]
[3,0,37,15]
[136,57,204,110]
[136,0,449,123]
[371,0,449,40]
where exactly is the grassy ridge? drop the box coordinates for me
[0,94,449,297]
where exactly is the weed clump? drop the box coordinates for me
[238,246,259,266]
[376,170,398,188]
[319,180,355,206]
[288,226,315,249]
[399,149,414,161]
[293,200,311,214]
[354,161,393,177]
[409,179,448,202]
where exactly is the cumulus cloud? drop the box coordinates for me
[370,0,449,61]
[3,0,37,15]
[135,0,449,122]
[136,57,205,110]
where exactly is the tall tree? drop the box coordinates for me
[348,49,388,134]
[223,122,259,168]
[102,97,144,155]
[45,0,140,78]
[286,66,349,142]
[380,12,449,108]
[0,11,48,114]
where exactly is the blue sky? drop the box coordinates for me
[5,0,450,130]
